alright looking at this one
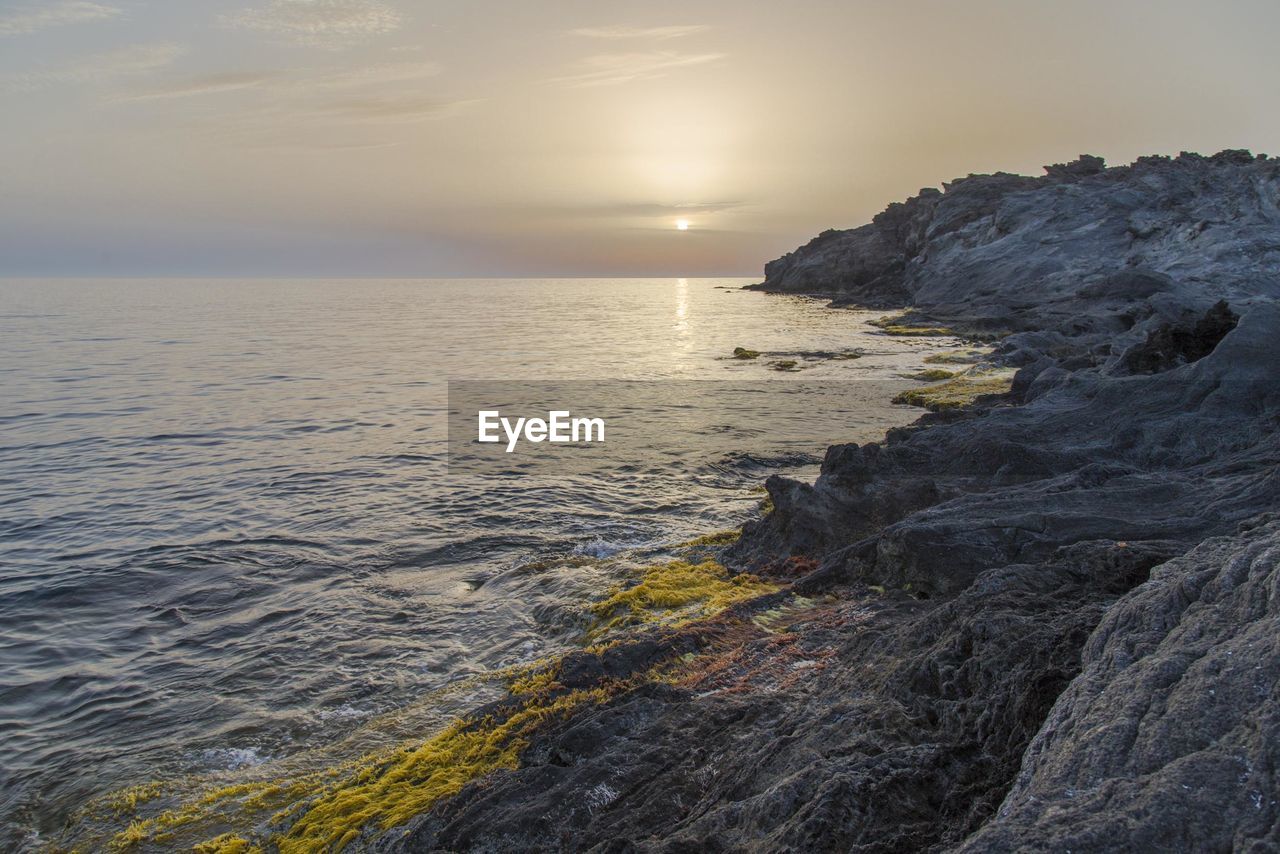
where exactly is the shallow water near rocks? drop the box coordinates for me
[0,278,962,846]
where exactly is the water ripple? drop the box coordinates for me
[0,277,936,847]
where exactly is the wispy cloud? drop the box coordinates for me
[111,71,284,102]
[312,94,473,122]
[111,60,442,103]
[191,95,478,149]
[570,25,709,41]
[553,51,725,87]
[223,0,401,49]
[306,60,442,89]
[115,57,472,148]
[0,1,120,37]
[2,43,183,90]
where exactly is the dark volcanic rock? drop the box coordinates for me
[959,517,1280,853]
[385,154,1280,852]
[720,151,1280,850]
[390,539,1191,853]
[728,300,1280,598]
[755,153,1280,335]
[748,188,943,308]
[1119,298,1238,374]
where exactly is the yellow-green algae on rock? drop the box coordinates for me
[908,368,958,382]
[869,314,955,337]
[506,661,564,696]
[97,649,716,853]
[892,369,1016,411]
[273,686,610,852]
[71,552,779,853]
[193,834,259,853]
[673,529,741,548]
[587,559,778,639]
[101,778,317,852]
[95,686,611,853]
[923,349,987,365]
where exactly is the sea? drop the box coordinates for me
[0,277,960,847]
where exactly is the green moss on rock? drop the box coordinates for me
[870,314,954,337]
[893,370,1016,411]
[909,368,958,381]
[587,559,778,639]
[676,529,741,548]
[923,349,986,365]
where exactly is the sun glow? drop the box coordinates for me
[675,218,690,231]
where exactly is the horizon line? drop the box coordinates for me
[0,273,763,281]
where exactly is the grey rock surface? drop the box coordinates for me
[754,151,1280,339]
[959,517,1280,853]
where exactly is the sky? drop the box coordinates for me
[2,0,1279,277]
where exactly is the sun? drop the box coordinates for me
[675,218,690,231]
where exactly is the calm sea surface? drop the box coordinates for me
[0,278,956,846]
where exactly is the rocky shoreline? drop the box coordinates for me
[85,153,1279,852]
[389,152,1279,851]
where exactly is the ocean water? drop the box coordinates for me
[0,278,957,846]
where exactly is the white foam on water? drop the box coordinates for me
[200,747,270,771]
[574,537,629,558]
[317,703,376,722]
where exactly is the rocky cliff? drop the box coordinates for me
[388,153,1280,852]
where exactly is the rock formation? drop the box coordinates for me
[387,152,1280,851]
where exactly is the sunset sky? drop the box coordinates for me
[3,0,1279,277]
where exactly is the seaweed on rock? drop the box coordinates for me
[892,369,1015,411]
[75,552,783,853]
[586,559,778,639]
